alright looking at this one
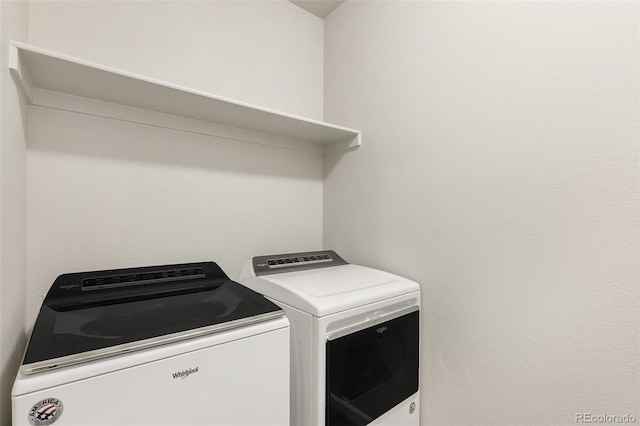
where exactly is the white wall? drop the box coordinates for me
[25,1,324,333]
[324,2,639,425]
[0,0,29,423]
[29,0,323,120]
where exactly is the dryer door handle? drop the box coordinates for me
[327,305,418,341]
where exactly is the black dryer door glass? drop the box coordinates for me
[326,310,419,426]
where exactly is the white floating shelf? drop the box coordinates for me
[9,41,361,151]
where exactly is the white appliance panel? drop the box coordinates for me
[242,264,419,316]
[13,326,289,426]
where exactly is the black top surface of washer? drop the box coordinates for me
[23,261,281,367]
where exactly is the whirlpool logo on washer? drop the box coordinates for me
[28,398,63,426]
[172,366,199,380]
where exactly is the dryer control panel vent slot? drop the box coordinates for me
[253,250,348,276]
[267,254,331,268]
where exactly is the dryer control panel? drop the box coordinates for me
[252,250,348,276]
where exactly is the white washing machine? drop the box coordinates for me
[12,262,290,426]
[240,250,420,426]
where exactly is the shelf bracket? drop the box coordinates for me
[324,132,361,154]
[8,43,34,104]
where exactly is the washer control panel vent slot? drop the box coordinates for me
[82,268,205,291]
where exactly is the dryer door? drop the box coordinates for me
[325,308,419,426]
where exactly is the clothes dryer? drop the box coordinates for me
[13,261,290,426]
[240,250,420,426]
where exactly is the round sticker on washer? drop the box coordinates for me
[28,398,63,426]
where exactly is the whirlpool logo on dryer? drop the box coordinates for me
[172,366,199,380]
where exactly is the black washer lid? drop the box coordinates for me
[22,261,283,374]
